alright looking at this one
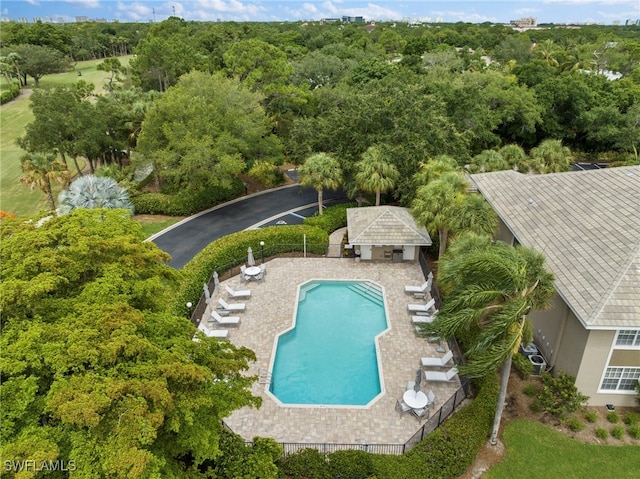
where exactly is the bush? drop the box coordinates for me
[595,427,609,440]
[566,417,585,432]
[303,202,357,233]
[607,411,619,424]
[537,371,589,419]
[611,425,625,439]
[523,383,537,397]
[623,412,639,426]
[582,409,598,423]
[276,448,329,479]
[131,180,244,215]
[513,353,533,379]
[328,450,375,478]
[627,424,640,440]
[174,225,329,316]
[0,83,20,104]
[530,400,542,413]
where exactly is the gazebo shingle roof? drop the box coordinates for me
[471,166,640,329]
[347,206,432,246]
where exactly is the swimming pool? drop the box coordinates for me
[268,280,388,407]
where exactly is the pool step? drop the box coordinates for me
[258,368,272,385]
[298,282,320,302]
[347,283,384,307]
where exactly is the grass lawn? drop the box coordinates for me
[0,56,131,217]
[134,215,185,239]
[485,419,640,479]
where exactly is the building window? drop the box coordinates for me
[601,367,640,391]
[615,330,640,347]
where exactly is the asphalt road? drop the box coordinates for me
[150,184,347,268]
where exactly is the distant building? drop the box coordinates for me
[510,17,537,28]
[75,16,88,22]
[320,18,340,23]
[341,16,365,23]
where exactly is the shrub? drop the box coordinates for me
[513,353,533,379]
[582,409,598,423]
[327,450,375,478]
[523,383,537,397]
[611,425,625,439]
[595,427,609,440]
[537,371,589,419]
[303,202,357,233]
[530,400,542,413]
[627,424,640,439]
[623,412,639,426]
[566,417,585,432]
[247,160,286,188]
[607,411,619,424]
[276,448,330,479]
[0,83,20,104]
[131,180,244,215]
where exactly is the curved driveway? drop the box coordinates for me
[150,184,347,268]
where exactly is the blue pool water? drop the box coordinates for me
[270,280,388,406]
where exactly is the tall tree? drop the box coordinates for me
[136,71,283,192]
[0,209,262,478]
[421,233,555,445]
[11,44,70,87]
[354,146,400,206]
[298,152,342,216]
[18,152,69,210]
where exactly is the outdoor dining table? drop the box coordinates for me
[245,266,261,279]
[403,390,428,409]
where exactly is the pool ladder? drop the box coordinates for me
[258,368,272,385]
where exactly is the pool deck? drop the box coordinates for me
[200,257,462,446]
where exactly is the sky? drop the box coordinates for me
[1,0,639,25]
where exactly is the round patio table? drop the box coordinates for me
[403,390,428,409]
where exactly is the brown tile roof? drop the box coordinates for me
[471,166,640,329]
[347,206,432,246]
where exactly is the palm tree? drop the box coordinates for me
[468,150,509,174]
[498,144,530,172]
[536,39,559,67]
[19,153,69,211]
[298,152,342,216]
[354,146,400,206]
[56,175,134,215]
[421,232,555,445]
[411,172,467,259]
[530,139,573,173]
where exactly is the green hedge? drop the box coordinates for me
[173,225,329,316]
[303,202,357,233]
[0,83,20,104]
[276,374,500,479]
[131,180,244,215]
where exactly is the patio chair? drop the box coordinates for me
[240,265,249,281]
[210,310,240,326]
[420,350,453,367]
[407,298,436,313]
[404,272,433,295]
[406,380,416,391]
[426,390,436,407]
[411,313,437,324]
[217,298,246,312]
[197,324,229,338]
[424,367,458,382]
[411,406,429,421]
[225,284,251,298]
[396,398,412,414]
[255,263,266,280]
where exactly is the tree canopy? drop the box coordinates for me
[0,209,262,478]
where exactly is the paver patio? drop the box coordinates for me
[200,257,462,446]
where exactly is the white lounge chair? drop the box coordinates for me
[412,313,437,324]
[210,310,240,326]
[225,284,251,298]
[404,272,433,294]
[408,298,436,312]
[424,367,458,382]
[217,298,245,312]
[197,324,229,338]
[420,350,453,367]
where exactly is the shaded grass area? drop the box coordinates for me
[0,57,131,216]
[485,419,640,479]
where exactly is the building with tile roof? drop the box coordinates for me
[471,166,640,406]
[346,206,432,262]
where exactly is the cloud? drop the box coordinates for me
[515,8,539,14]
[64,0,101,7]
[117,1,153,21]
[596,8,640,19]
[543,0,638,5]
[432,10,498,23]
[24,0,41,5]
[303,3,318,14]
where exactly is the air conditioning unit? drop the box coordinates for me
[519,342,539,358]
[529,354,547,375]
